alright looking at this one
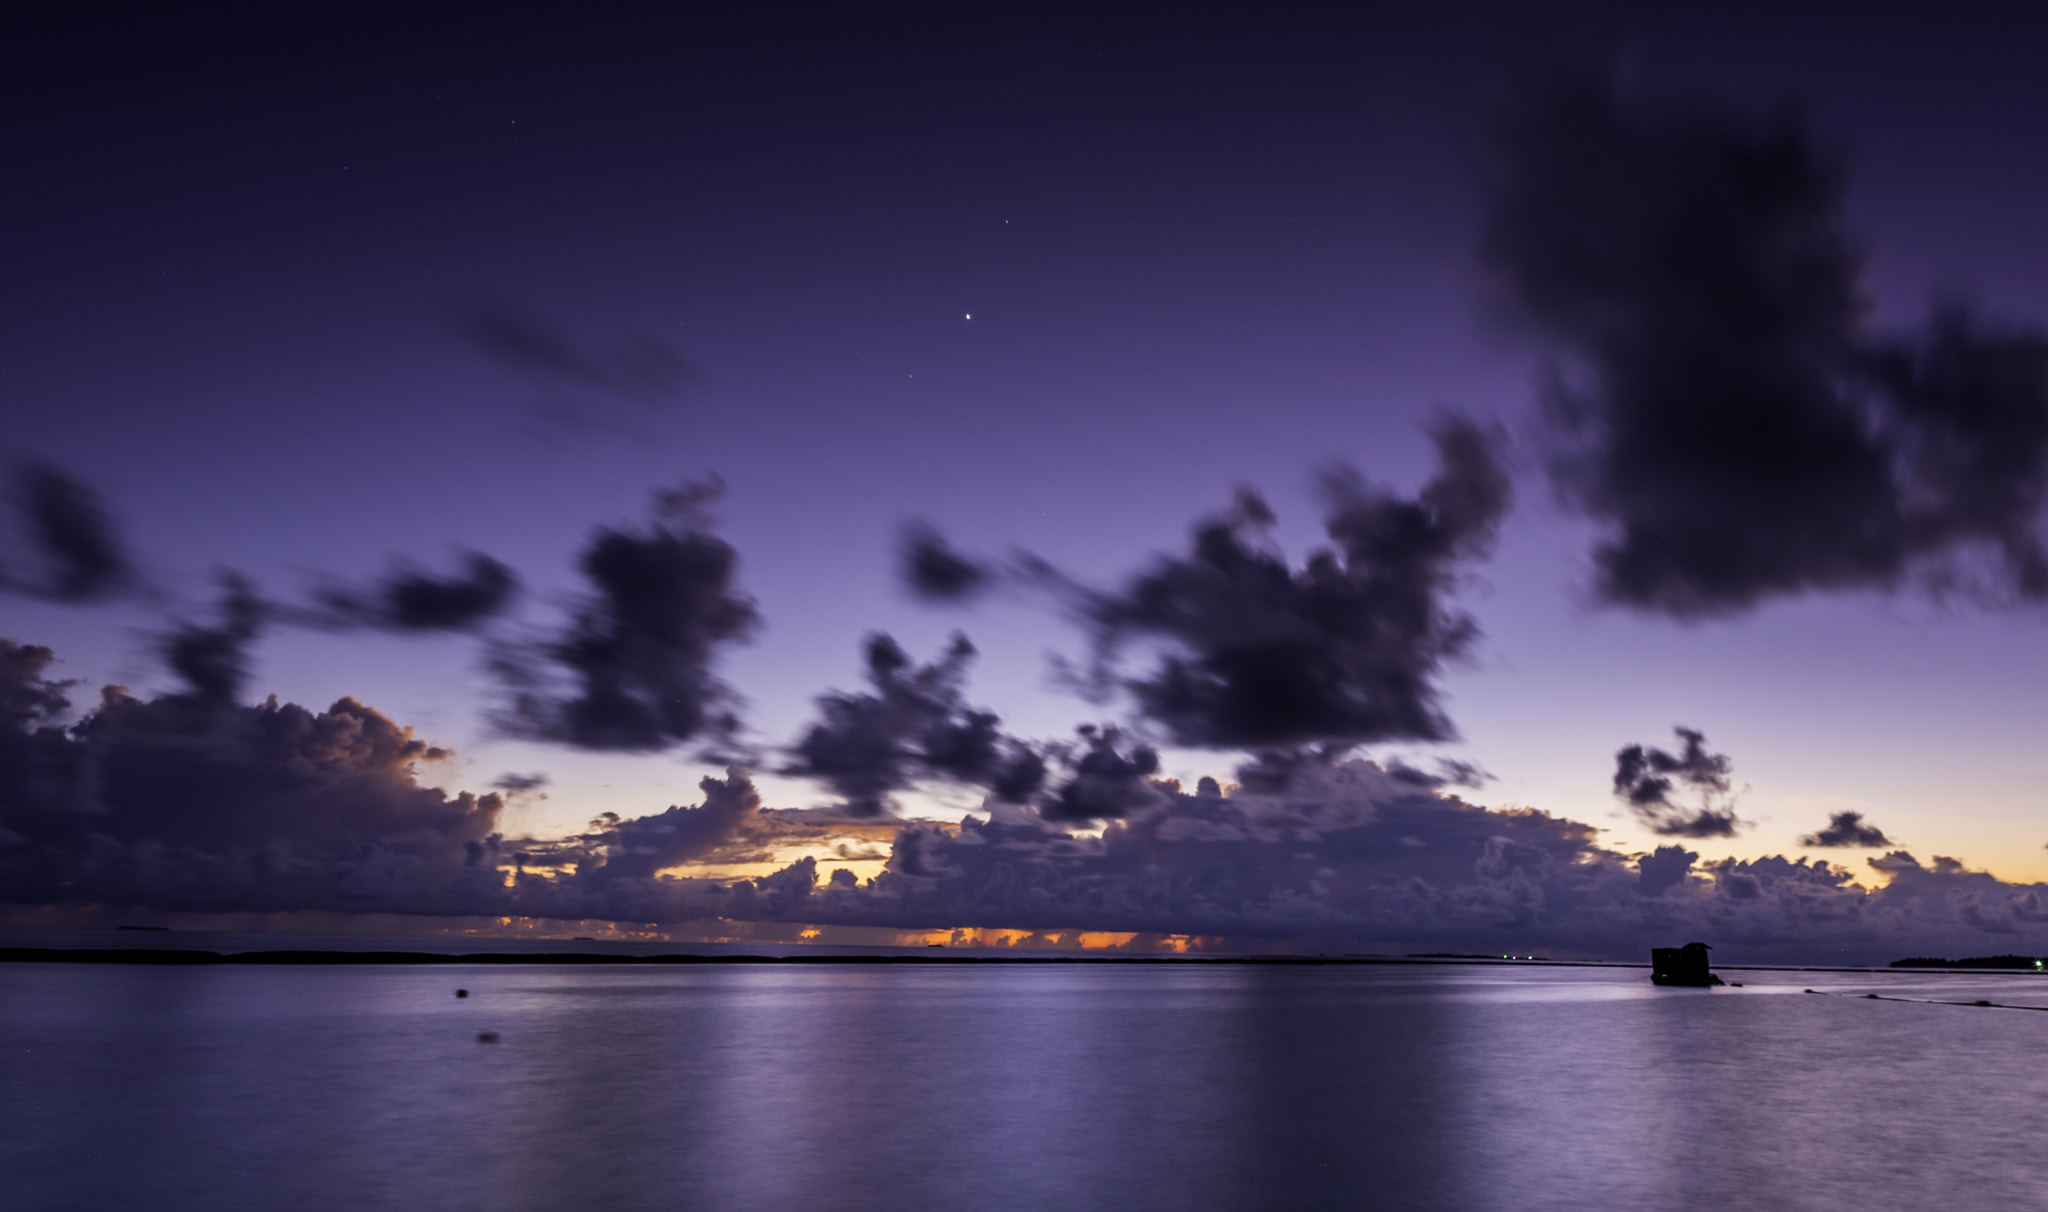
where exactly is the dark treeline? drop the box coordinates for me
[1890,955,2046,970]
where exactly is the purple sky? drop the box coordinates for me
[12,4,2048,955]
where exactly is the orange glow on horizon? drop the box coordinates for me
[890,927,1206,952]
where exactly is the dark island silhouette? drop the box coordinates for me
[1890,955,2047,970]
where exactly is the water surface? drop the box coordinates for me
[5,961,2045,1210]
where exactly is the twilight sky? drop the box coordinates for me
[12,3,2048,958]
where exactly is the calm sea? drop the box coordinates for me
[5,954,2047,1210]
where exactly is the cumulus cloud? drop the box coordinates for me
[3,464,135,602]
[748,760,2048,963]
[900,523,994,602]
[899,421,1508,752]
[1800,810,1892,849]
[1635,844,1696,898]
[0,646,504,914]
[1039,726,1164,822]
[1482,79,2048,616]
[0,639,73,728]
[1069,418,1510,750]
[311,552,518,632]
[572,772,766,879]
[160,573,268,706]
[0,460,752,756]
[1612,726,1744,837]
[787,633,1044,817]
[494,480,759,752]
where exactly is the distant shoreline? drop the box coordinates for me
[0,947,1566,967]
[4,946,2044,975]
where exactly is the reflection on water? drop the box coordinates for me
[4,963,2045,1210]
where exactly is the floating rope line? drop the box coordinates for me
[1802,988,2048,1012]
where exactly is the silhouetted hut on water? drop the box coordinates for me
[1650,942,1723,987]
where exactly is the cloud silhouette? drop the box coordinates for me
[312,552,519,632]
[1801,810,1891,848]
[5,464,135,602]
[787,633,1044,817]
[0,646,504,913]
[1039,725,1164,823]
[580,771,766,879]
[1612,726,1743,837]
[494,481,759,752]
[1635,844,1697,898]
[1074,417,1509,750]
[900,523,994,602]
[1482,79,2048,615]
[160,573,268,706]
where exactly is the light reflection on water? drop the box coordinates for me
[4,963,2046,1211]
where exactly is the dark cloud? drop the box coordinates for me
[0,462,753,755]
[1482,80,2048,616]
[900,523,994,602]
[747,756,1802,952]
[5,464,134,602]
[585,772,764,879]
[1867,307,2048,600]
[1635,844,1697,898]
[1800,810,1891,849]
[161,573,268,705]
[1040,726,1163,823]
[1612,726,1743,837]
[787,633,1044,817]
[1385,756,1493,790]
[0,641,80,838]
[0,651,504,914]
[313,552,518,632]
[746,760,2048,962]
[492,772,550,794]
[1080,418,1509,749]
[495,482,759,752]
[0,639,73,730]
[898,421,1507,752]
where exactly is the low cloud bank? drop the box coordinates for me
[6,641,2044,964]
[0,638,504,915]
